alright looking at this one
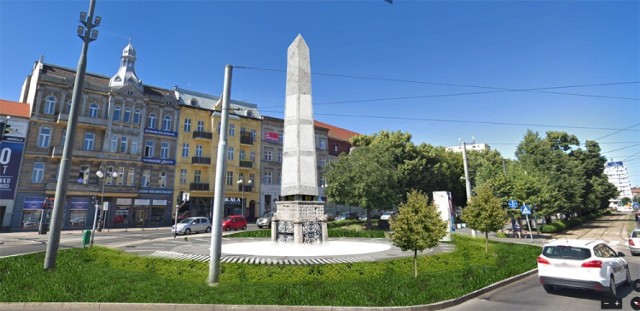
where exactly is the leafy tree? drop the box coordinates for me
[390,190,447,278]
[324,144,401,229]
[462,184,507,254]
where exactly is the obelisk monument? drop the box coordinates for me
[271,35,327,244]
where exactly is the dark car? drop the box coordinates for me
[335,212,359,221]
[223,215,248,231]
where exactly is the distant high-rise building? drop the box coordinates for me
[604,161,633,199]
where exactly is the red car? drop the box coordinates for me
[222,215,247,231]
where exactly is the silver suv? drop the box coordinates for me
[256,212,274,229]
[171,216,211,235]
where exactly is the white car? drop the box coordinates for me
[537,239,630,297]
[171,216,211,235]
[629,229,640,255]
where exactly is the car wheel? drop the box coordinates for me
[242,225,247,230]
[609,275,617,298]
[542,285,554,293]
[205,227,211,233]
[184,228,191,235]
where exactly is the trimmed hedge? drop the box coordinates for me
[539,213,600,233]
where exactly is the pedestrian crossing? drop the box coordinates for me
[149,250,379,265]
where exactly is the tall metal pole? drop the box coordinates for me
[461,140,475,237]
[209,65,233,286]
[44,0,99,270]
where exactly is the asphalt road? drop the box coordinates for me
[444,213,640,311]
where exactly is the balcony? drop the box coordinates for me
[239,160,253,168]
[190,183,210,191]
[191,156,211,165]
[240,132,253,145]
[192,131,213,140]
[78,115,109,127]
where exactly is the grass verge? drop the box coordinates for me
[0,235,540,306]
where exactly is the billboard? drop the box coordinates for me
[433,191,454,242]
[0,117,27,201]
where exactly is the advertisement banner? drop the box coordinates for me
[69,197,90,209]
[0,141,24,200]
[433,191,454,242]
[264,131,279,143]
[23,196,45,209]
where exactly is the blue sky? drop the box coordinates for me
[1,0,639,186]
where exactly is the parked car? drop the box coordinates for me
[378,211,398,230]
[256,212,274,229]
[629,229,640,255]
[537,239,630,297]
[335,212,359,221]
[358,213,367,221]
[223,215,248,231]
[171,216,211,235]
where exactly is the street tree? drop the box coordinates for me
[462,183,507,254]
[390,190,447,278]
[324,144,401,229]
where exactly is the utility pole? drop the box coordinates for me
[460,139,476,237]
[209,65,233,286]
[44,0,100,270]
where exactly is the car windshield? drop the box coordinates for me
[263,213,274,218]
[542,246,591,260]
[223,217,232,221]
[179,218,193,224]
[633,231,640,238]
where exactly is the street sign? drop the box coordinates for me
[521,204,531,215]
[508,200,518,208]
[182,192,190,202]
[102,201,109,211]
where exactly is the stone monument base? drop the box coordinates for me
[271,201,328,244]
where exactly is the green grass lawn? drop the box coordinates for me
[0,235,540,306]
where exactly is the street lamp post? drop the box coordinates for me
[237,178,252,218]
[44,0,100,270]
[95,170,118,234]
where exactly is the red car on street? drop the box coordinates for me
[222,215,248,231]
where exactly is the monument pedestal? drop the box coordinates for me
[272,201,327,244]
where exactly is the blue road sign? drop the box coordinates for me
[521,205,532,215]
[508,200,518,208]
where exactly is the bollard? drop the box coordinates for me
[82,230,91,248]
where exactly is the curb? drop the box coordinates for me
[0,269,538,311]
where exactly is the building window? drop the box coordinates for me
[83,132,95,151]
[37,127,51,147]
[120,136,128,153]
[32,162,45,183]
[320,157,326,167]
[277,172,281,185]
[228,147,234,161]
[79,165,90,184]
[142,170,151,187]
[184,119,191,132]
[110,135,118,152]
[278,132,283,143]
[264,150,272,161]
[182,143,189,158]
[131,139,139,154]
[197,120,204,132]
[278,150,283,163]
[44,96,56,114]
[161,142,170,159]
[159,171,167,188]
[239,150,245,160]
[334,144,338,152]
[180,169,187,184]
[264,171,272,184]
[133,109,141,125]
[229,124,235,136]
[251,129,256,141]
[217,122,221,133]
[105,166,115,185]
[194,170,201,183]
[226,171,233,186]
[144,140,154,157]
[127,168,135,186]
[250,151,255,162]
[196,145,203,157]
[249,173,255,183]
[163,116,172,131]
[319,138,326,150]
[64,100,71,114]
[148,114,157,129]
[112,106,121,121]
[60,129,66,147]
[89,103,98,118]
[117,167,125,186]
[123,108,131,123]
